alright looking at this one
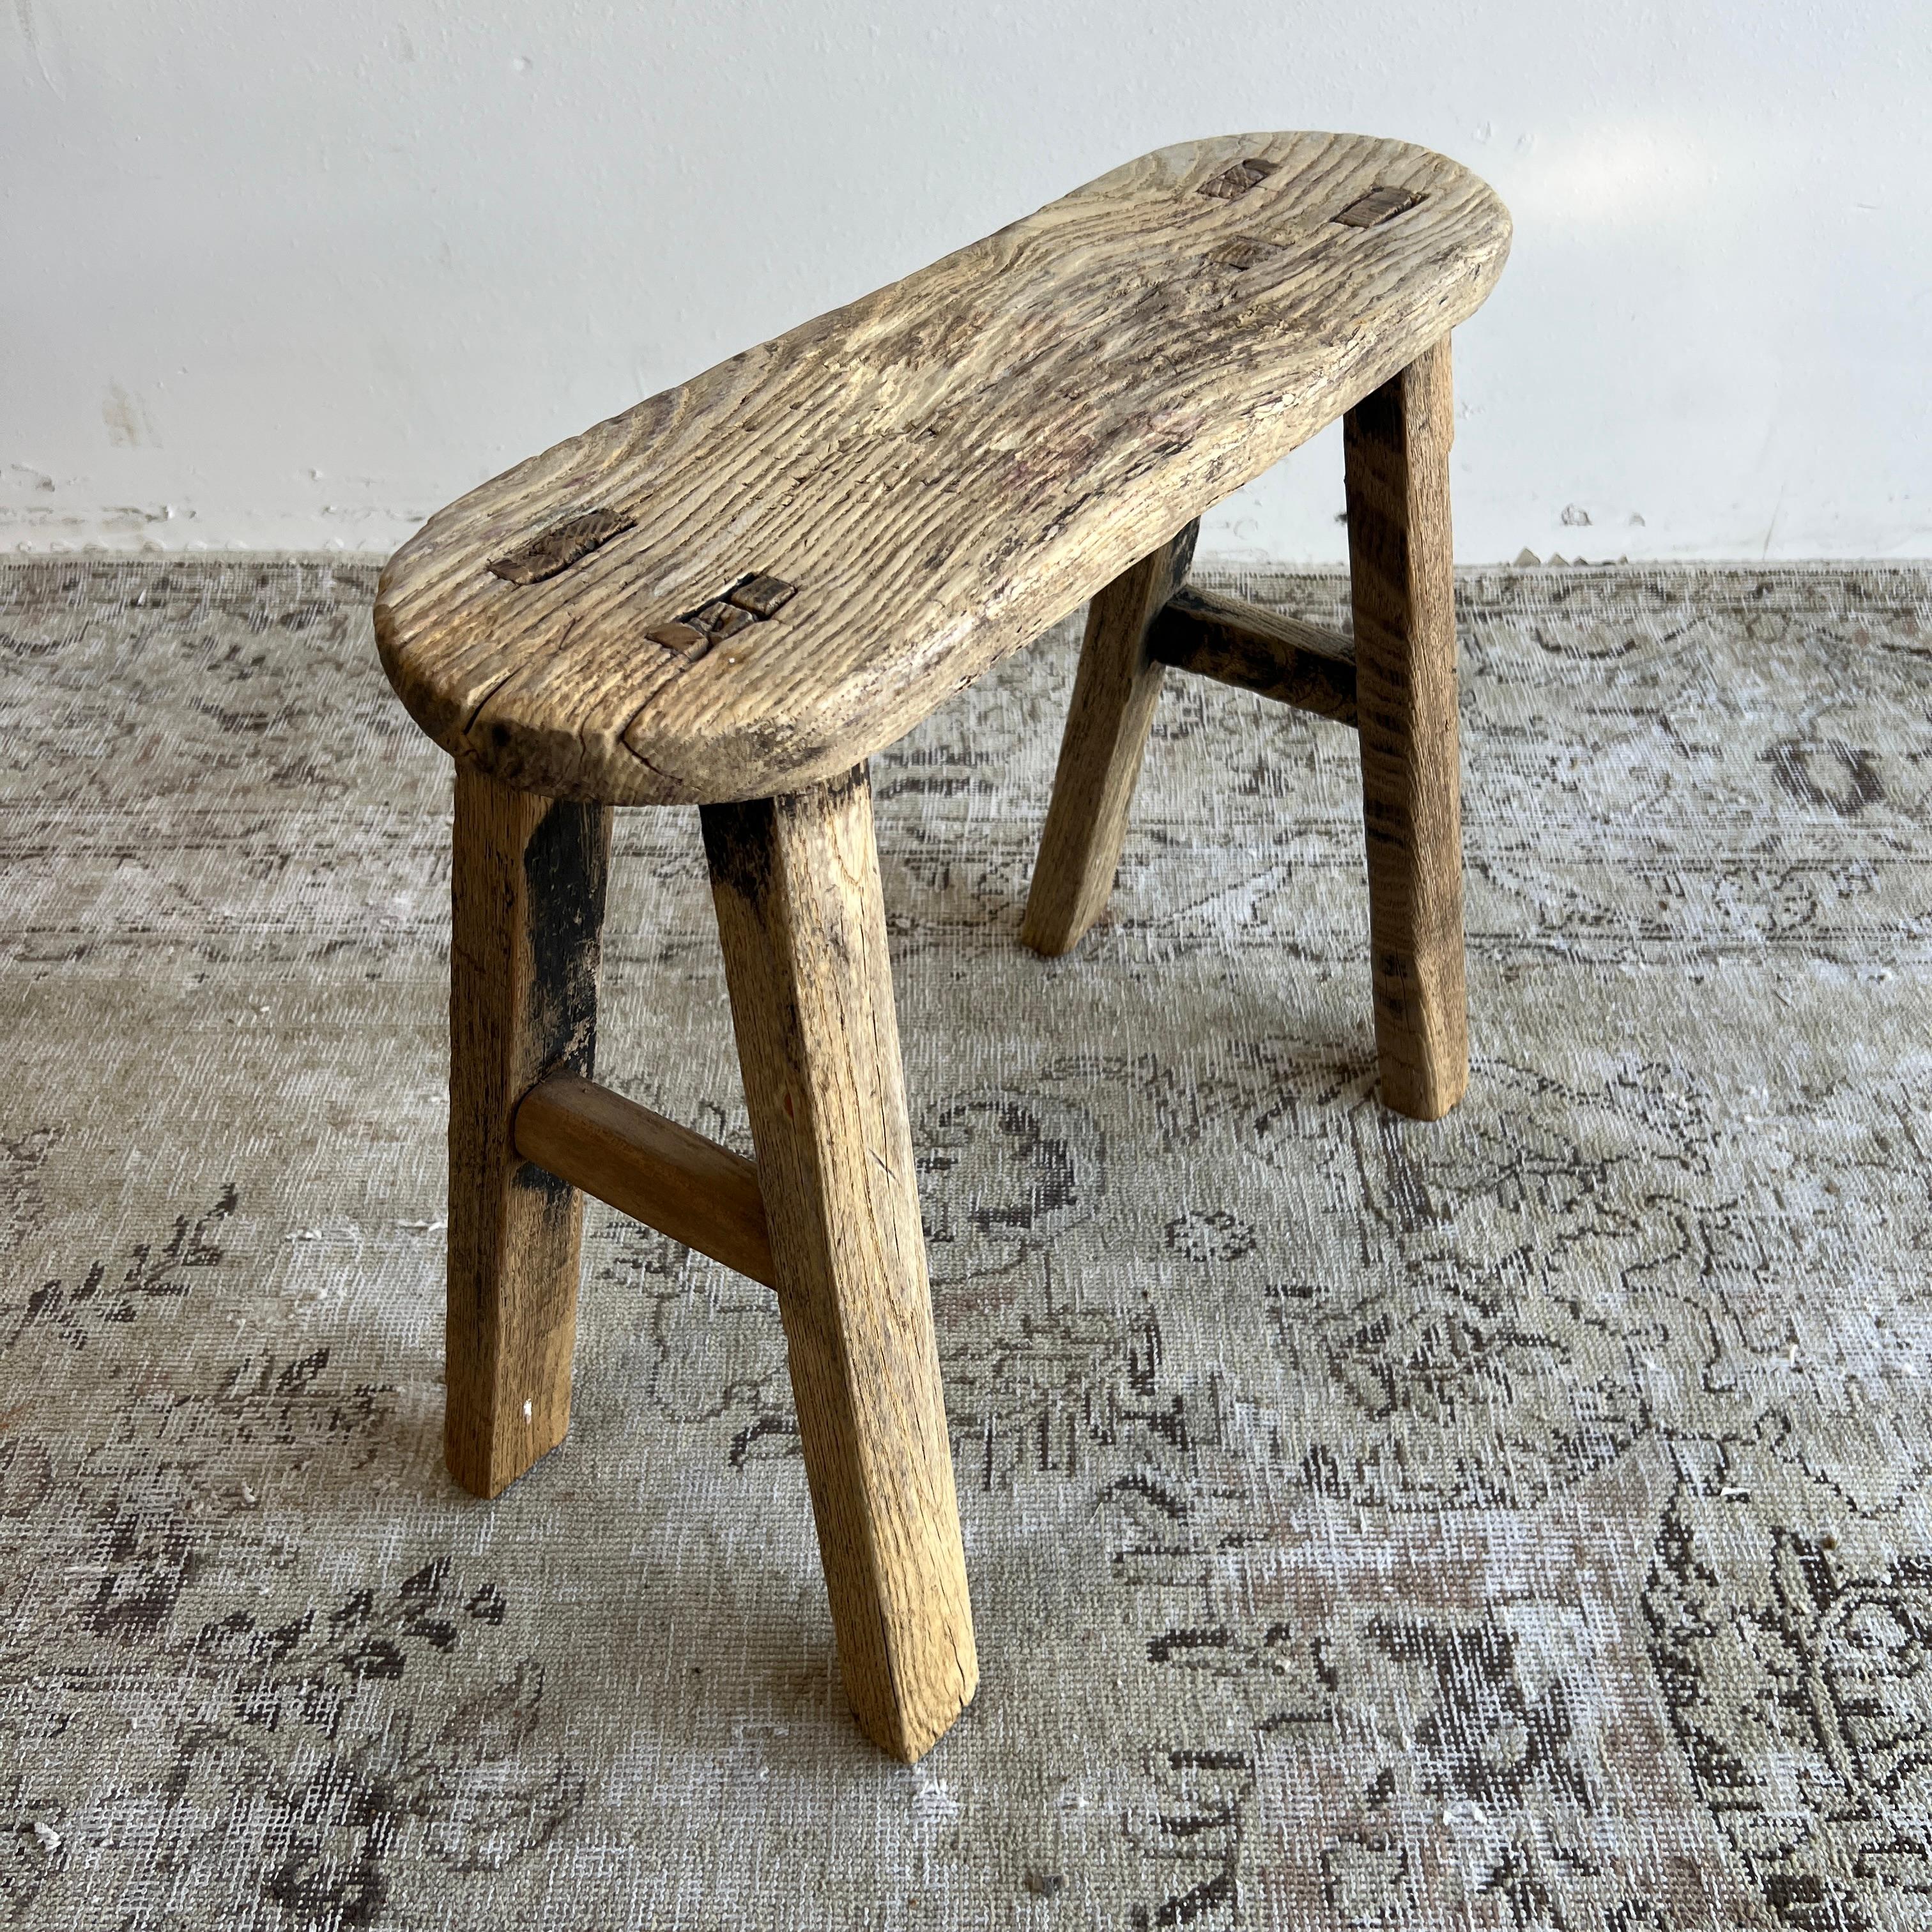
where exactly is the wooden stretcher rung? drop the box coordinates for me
[1148,584,1359,725]
[513,1071,776,1288]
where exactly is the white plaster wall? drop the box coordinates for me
[4,1,1927,561]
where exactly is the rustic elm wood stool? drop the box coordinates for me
[375,132,1510,1762]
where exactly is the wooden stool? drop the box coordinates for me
[376,132,1510,1761]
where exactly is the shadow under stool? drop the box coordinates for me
[374,131,1510,1762]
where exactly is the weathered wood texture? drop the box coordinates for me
[512,1071,775,1288]
[702,769,976,1762]
[377,134,1510,806]
[447,767,611,1498]
[1149,583,1359,724]
[1020,521,1199,956]
[1343,338,1469,1121]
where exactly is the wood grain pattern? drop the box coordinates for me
[513,1071,774,1288]
[377,133,1510,807]
[1149,583,1359,724]
[1020,522,1199,956]
[702,768,976,1761]
[1343,337,1469,1121]
[446,767,611,1498]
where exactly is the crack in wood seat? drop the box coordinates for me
[376,131,1510,807]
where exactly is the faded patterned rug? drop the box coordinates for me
[3,556,1929,1931]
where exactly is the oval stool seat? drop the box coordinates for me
[376,130,1510,806]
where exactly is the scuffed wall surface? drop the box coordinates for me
[3,1,1928,560]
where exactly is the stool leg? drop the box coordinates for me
[446,765,612,1497]
[1343,335,1469,1121]
[1020,520,1199,955]
[702,766,977,1763]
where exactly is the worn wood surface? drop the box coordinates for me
[377,134,1510,806]
[1343,337,1469,1121]
[1149,583,1359,724]
[446,767,611,1497]
[702,768,976,1761]
[1020,523,1199,956]
[513,1071,774,1288]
